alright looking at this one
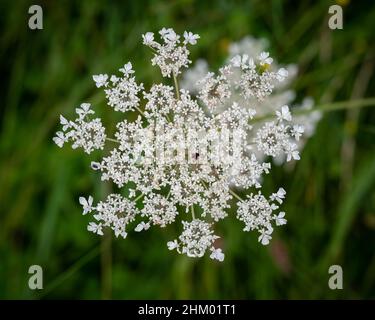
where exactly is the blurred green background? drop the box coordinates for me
[1,0,375,299]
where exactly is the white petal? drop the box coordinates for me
[167,240,177,250]
[79,196,87,207]
[53,136,64,148]
[121,231,128,239]
[60,115,68,125]
[135,223,144,232]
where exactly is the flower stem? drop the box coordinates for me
[36,244,100,299]
[250,98,375,123]
[149,47,158,54]
[229,188,244,202]
[165,114,172,123]
[173,72,180,100]
[166,188,172,200]
[105,137,120,143]
[135,106,147,118]
[134,193,145,202]
[298,98,375,115]
[200,180,209,190]
[191,205,196,220]
[101,230,112,300]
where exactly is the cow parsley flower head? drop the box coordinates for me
[53,28,311,262]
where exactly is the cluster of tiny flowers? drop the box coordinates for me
[255,105,301,161]
[53,103,106,154]
[140,193,178,228]
[80,194,138,239]
[93,62,144,113]
[230,52,288,101]
[167,219,223,261]
[53,28,311,262]
[237,188,287,245]
[196,66,232,112]
[181,35,321,164]
[142,28,199,77]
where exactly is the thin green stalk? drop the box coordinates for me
[106,137,120,143]
[101,230,112,300]
[100,181,112,300]
[173,72,180,100]
[250,98,375,124]
[149,47,158,54]
[36,244,101,299]
[166,188,172,200]
[191,205,196,220]
[201,180,209,190]
[135,106,147,118]
[165,114,172,122]
[229,188,244,202]
[302,98,375,114]
[134,193,145,202]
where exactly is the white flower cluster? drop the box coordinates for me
[141,194,178,228]
[142,28,199,77]
[181,35,321,163]
[237,188,287,245]
[230,52,288,101]
[53,28,311,262]
[93,62,144,113]
[80,194,138,239]
[255,105,302,161]
[53,103,106,154]
[167,219,222,260]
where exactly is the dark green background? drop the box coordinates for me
[1,0,375,299]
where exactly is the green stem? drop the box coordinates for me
[36,244,101,299]
[166,188,172,200]
[134,193,145,202]
[299,98,375,114]
[106,137,119,143]
[229,188,244,202]
[101,230,112,300]
[165,114,172,123]
[251,98,375,123]
[135,106,147,118]
[191,205,196,220]
[201,180,209,190]
[173,72,180,100]
[149,47,158,54]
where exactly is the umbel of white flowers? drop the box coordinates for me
[53,28,304,262]
[181,35,321,164]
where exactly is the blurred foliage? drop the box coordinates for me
[0,0,375,299]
